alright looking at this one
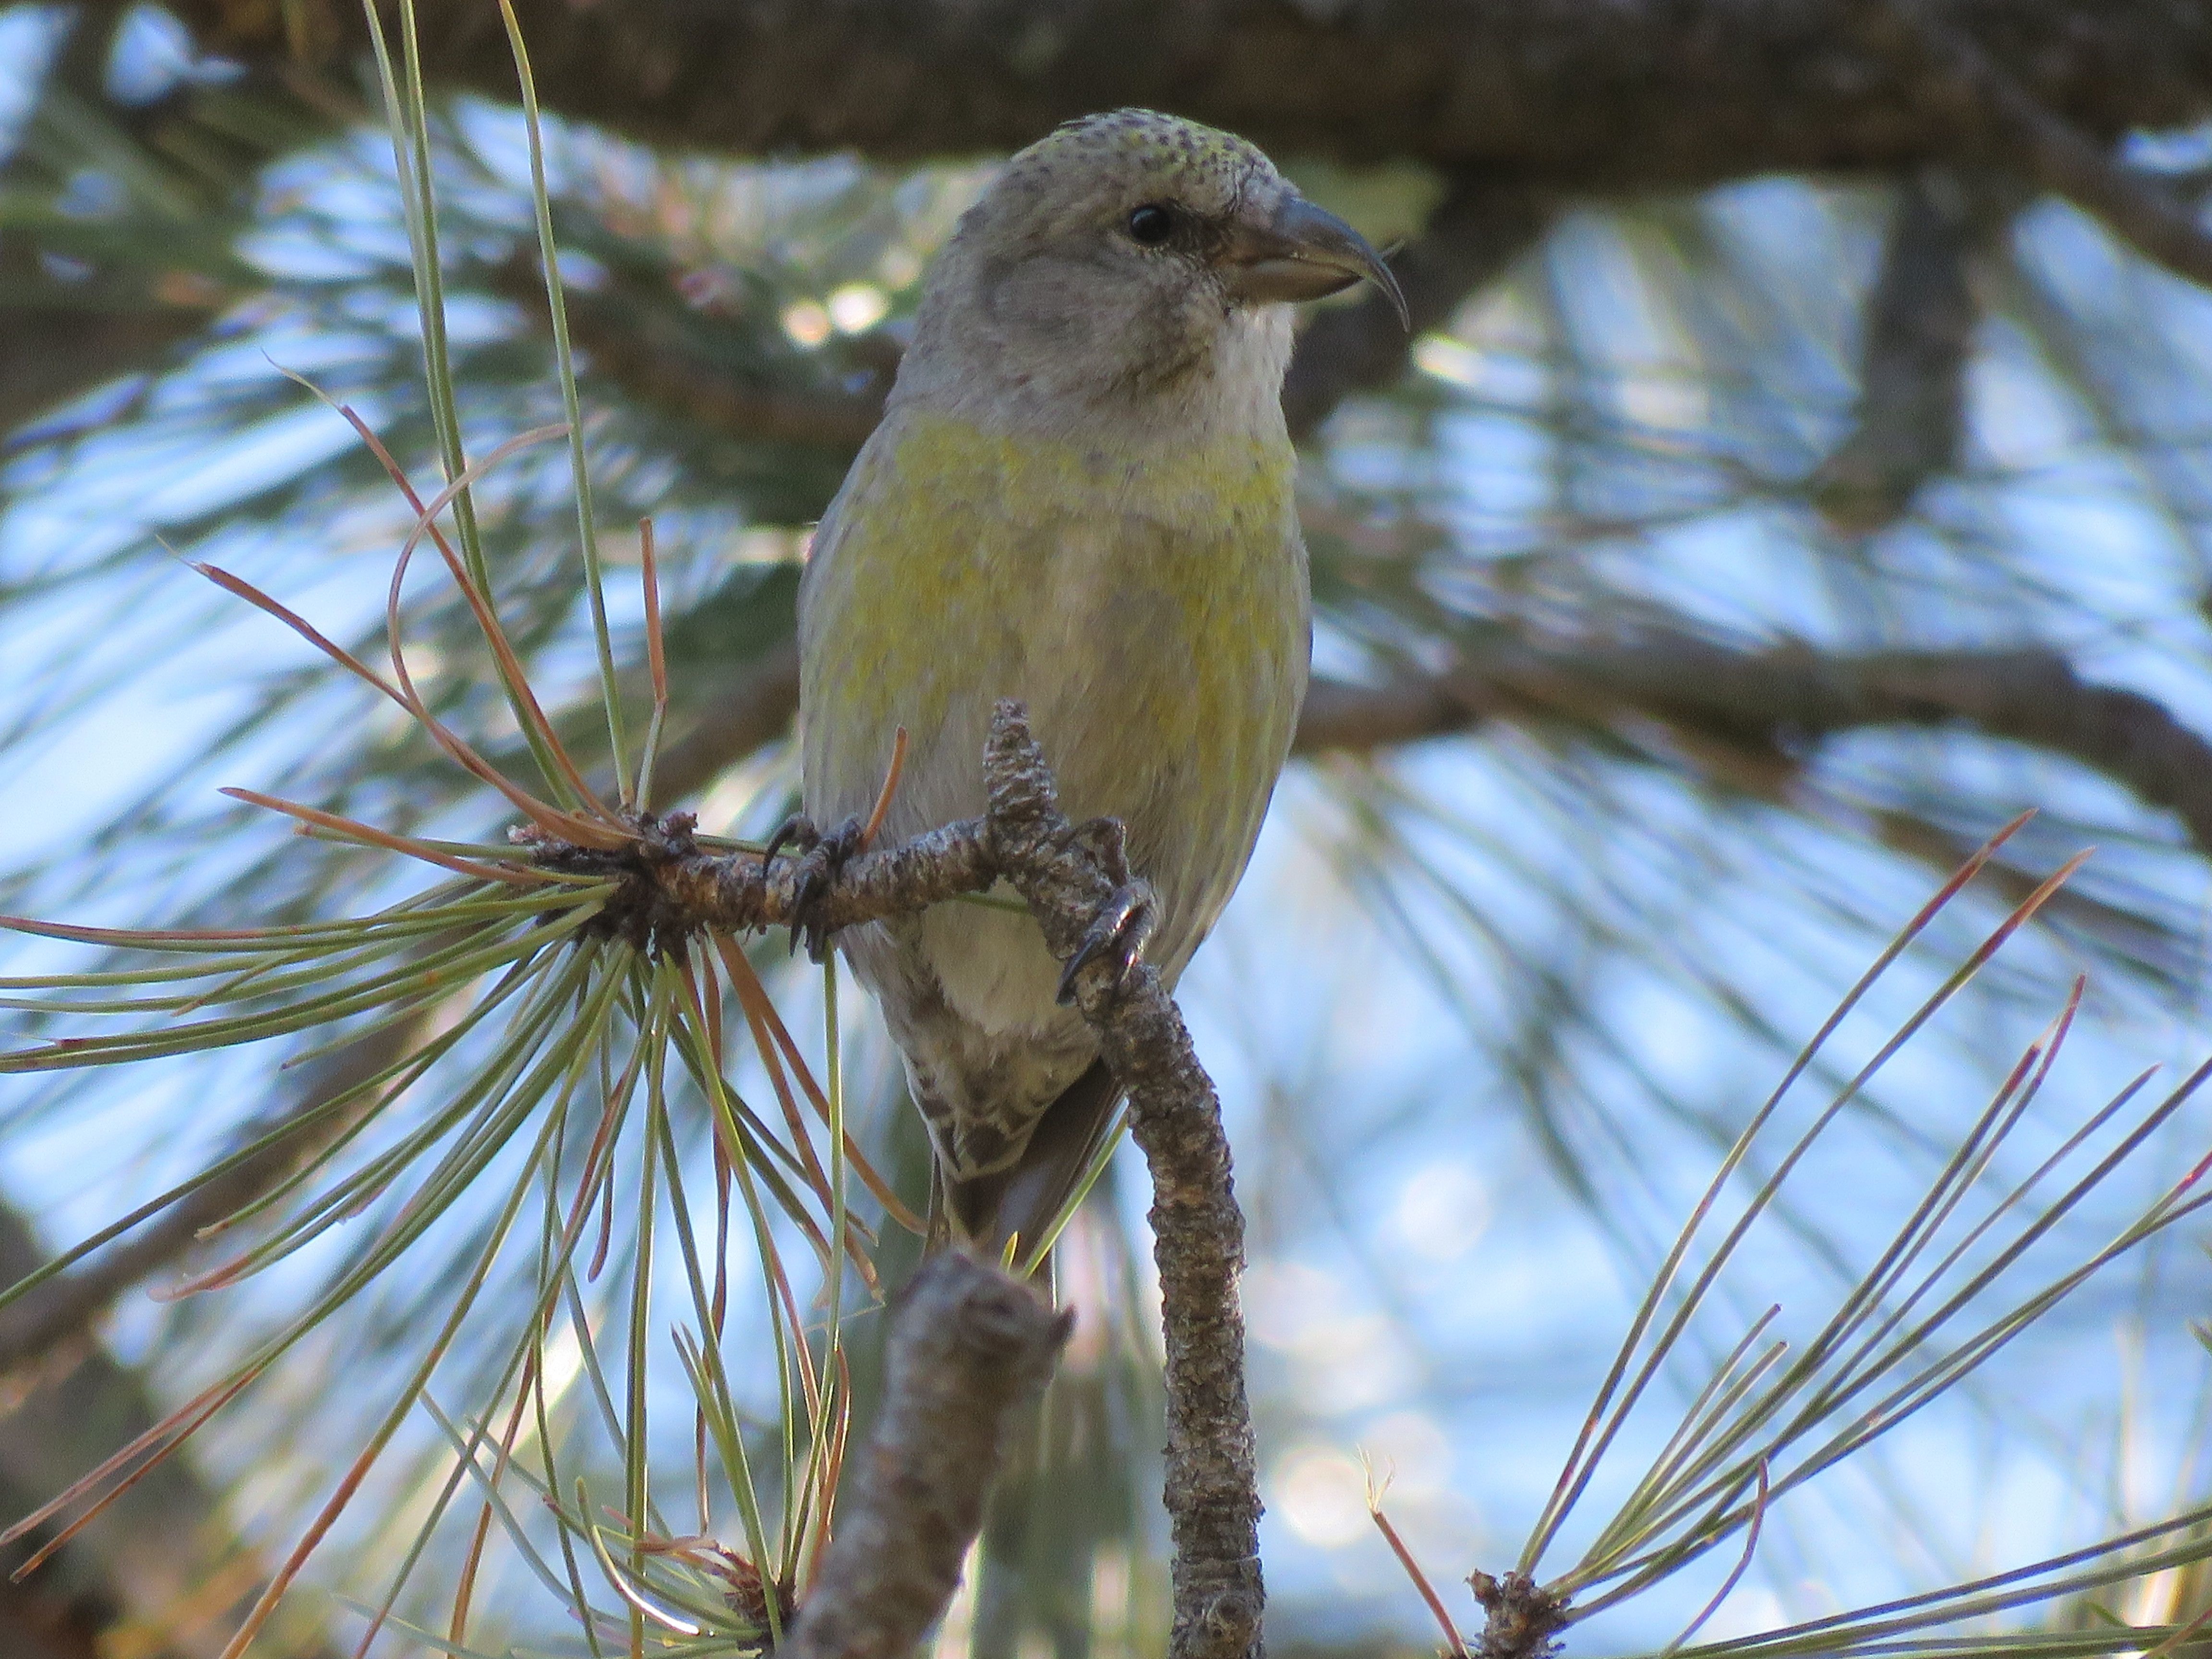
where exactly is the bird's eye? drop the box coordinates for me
[1126,204,1175,246]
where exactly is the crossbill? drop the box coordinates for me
[794,109,1404,1254]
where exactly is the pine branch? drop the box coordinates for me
[1295,636,2212,854]
[1810,171,1994,532]
[6,708,1268,1654]
[979,703,1265,1659]
[780,1252,1070,1659]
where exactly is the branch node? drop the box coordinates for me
[1468,1569,1571,1659]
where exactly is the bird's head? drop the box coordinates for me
[898,109,1406,429]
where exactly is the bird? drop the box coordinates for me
[790,108,1405,1259]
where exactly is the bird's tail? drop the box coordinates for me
[932,1059,1123,1271]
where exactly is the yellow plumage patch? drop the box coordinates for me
[803,408,1306,870]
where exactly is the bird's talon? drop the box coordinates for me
[761,811,821,875]
[781,814,866,962]
[1056,879,1157,1005]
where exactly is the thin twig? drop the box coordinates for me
[637,634,2212,868]
[15,632,2212,1382]
[1295,637,2212,856]
[537,707,1266,1655]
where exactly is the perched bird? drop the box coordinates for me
[793,108,1404,1255]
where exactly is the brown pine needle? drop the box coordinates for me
[190,560,410,710]
[714,934,922,1238]
[0,915,325,945]
[2,1366,263,1565]
[807,1346,854,1588]
[2137,1591,2212,1659]
[369,418,623,831]
[447,1354,540,1654]
[714,945,838,1216]
[282,365,621,843]
[860,726,909,851]
[219,788,566,885]
[1367,1483,1467,1658]
[374,511,625,851]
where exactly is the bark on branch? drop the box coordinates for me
[1811,171,1994,532]
[12,710,1266,1655]
[146,1,2212,187]
[22,1,2212,450]
[781,1251,1069,1659]
[1850,0,2212,291]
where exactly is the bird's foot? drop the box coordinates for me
[1054,817,1156,1005]
[763,811,866,961]
[1057,815,1134,886]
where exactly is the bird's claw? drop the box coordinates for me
[1056,880,1157,1005]
[764,812,866,962]
[760,811,812,874]
[1056,819,1156,1005]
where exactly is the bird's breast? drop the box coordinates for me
[801,407,1310,1025]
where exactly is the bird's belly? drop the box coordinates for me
[926,544,1303,1038]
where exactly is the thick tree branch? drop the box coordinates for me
[146,1,2212,188]
[24,3,2212,459]
[625,630,2212,872]
[781,1252,1069,1659]
[1811,172,1990,531]
[17,1,2212,451]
